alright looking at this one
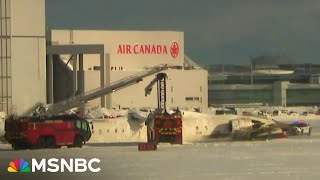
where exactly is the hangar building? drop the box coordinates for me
[47,30,208,112]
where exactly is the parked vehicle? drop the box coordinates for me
[5,114,92,150]
[286,121,312,136]
[144,73,183,145]
[274,120,312,136]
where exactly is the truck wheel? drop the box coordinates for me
[73,135,83,148]
[12,143,22,150]
[46,137,56,149]
[12,142,28,150]
[36,137,46,149]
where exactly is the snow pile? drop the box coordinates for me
[85,108,128,119]
[127,108,148,122]
[89,116,147,143]
[0,112,6,143]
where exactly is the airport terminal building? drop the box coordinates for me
[47,30,208,112]
[207,56,320,107]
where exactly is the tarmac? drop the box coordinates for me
[1,129,320,180]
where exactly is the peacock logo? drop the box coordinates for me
[8,158,31,173]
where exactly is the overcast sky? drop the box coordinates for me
[46,0,320,65]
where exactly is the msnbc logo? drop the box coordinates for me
[6,158,101,173]
[8,158,31,173]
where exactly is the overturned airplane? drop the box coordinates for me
[210,117,287,141]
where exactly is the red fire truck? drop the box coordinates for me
[151,110,183,144]
[144,73,183,145]
[5,114,92,150]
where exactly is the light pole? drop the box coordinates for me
[250,58,254,105]
[250,60,253,85]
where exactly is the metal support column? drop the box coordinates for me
[47,55,54,103]
[72,54,78,95]
[0,0,3,111]
[78,54,84,112]
[100,53,105,107]
[78,54,84,94]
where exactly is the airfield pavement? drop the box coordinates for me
[1,128,320,180]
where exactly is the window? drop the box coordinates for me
[82,121,88,131]
[93,66,100,70]
[185,97,200,101]
[76,120,81,129]
[200,86,202,92]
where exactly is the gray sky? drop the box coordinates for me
[46,0,320,65]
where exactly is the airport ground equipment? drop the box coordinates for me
[29,64,168,116]
[144,73,183,145]
[6,65,168,150]
[286,120,312,136]
[5,114,92,150]
[275,120,312,136]
[138,142,157,151]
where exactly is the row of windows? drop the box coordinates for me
[167,97,203,104]
[185,97,202,102]
[110,66,124,71]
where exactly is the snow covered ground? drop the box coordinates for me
[1,108,320,179]
[1,135,320,179]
